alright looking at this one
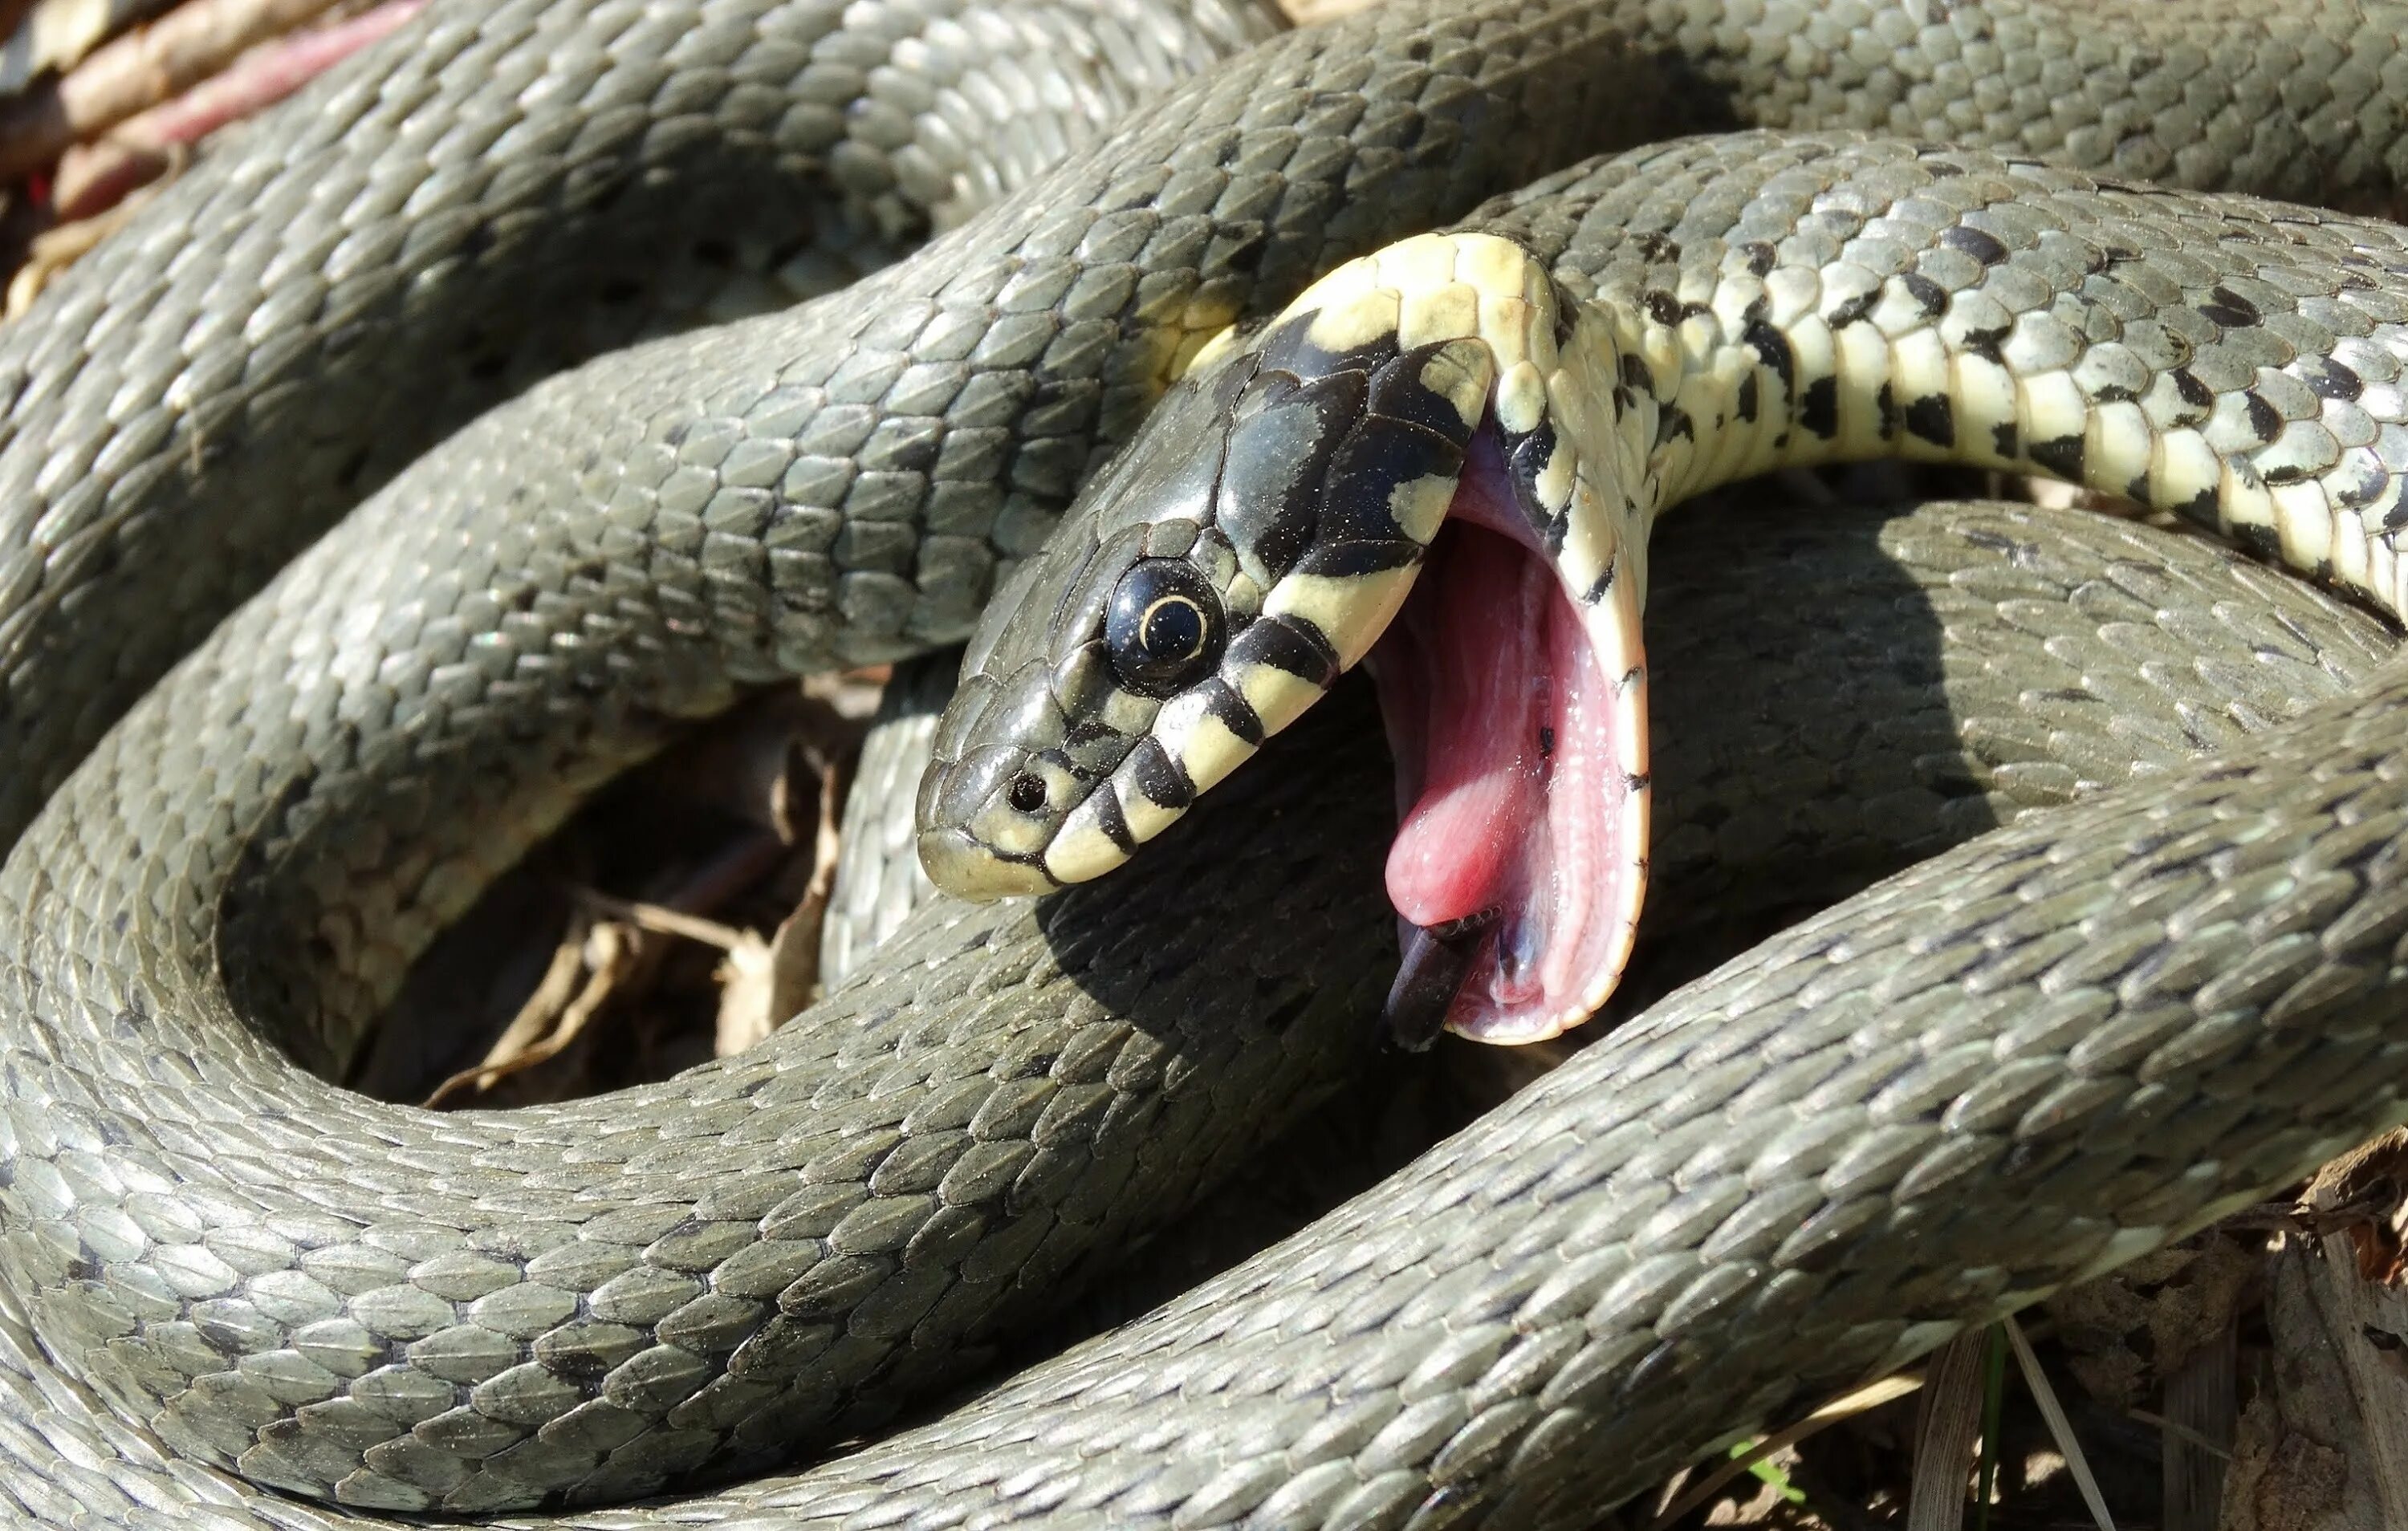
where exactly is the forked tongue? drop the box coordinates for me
[1366,436,1645,1049]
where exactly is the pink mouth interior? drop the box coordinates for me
[1365,432,1635,1045]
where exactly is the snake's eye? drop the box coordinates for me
[1104,558,1222,696]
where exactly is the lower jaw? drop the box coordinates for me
[1363,504,1637,1047]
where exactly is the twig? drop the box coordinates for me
[583,891,750,952]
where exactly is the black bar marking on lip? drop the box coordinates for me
[1199,676,1265,745]
[1092,782,1137,853]
[1126,735,1195,809]
[1506,419,1564,537]
[1229,612,1340,685]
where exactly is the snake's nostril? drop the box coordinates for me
[1006,773,1047,814]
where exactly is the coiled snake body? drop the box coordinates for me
[5,0,2408,1526]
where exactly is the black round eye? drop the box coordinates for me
[1104,558,1223,696]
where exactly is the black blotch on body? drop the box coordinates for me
[1800,376,1840,439]
[1959,324,2010,364]
[1942,225,2009,266]
[1633,231,1681,263]
[1654,405,1694,449]
[2199,286,2261,327]
[2230,518,2284,558]
[1904,393,1955,448]
[2243,392,2282,443]
[2301,357,2364,402]
[2380,481,2408,532]
[1743,319,1796,401]
[1826,290,1877,330]
[1901,273,1949,318]
[2028,434,2086,481]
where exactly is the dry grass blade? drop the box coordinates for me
[2158,1317,2236,1531]
[1649,1374,1922,1529]
[423,914,616,1107]
[2003,1314,2117,1531]
[2227,1131,2408,1529]
[1906,1328,1993,1531]
[716,753,845,1054]
[2125,1406,2232,1463]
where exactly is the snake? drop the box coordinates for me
[3,0,2408,1525]
[916,129,2408,1055]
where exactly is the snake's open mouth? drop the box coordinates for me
[1367,432,1647,1048]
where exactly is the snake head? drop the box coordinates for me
[920,234,1652,1047]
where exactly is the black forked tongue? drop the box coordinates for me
[1381,908,1500,1052]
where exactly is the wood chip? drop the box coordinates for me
[0,0,348,182]
[2227,1131,2408,1529]
[52,0,425,219]
[0,0,180,95]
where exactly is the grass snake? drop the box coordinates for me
[6,0,2408,1525]
[920,134,2408,1050]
